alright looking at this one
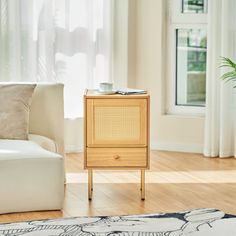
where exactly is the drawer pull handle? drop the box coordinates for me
[114,155,120,160]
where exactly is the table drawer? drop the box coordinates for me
[86,148,147,168]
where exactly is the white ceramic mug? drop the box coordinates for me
[99,82,113,92]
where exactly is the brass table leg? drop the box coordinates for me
[91,170,93,191]
[89,169,145,200]
[88,169,93,200]
[140,173,142,191]
[141,169,145,200]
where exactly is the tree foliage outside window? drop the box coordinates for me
[182,0,206,13]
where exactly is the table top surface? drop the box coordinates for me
[84,89,150,99]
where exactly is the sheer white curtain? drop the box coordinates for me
[0,0,113,118]
[204,0,236,157]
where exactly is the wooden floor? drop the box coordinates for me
[1,151,236,223]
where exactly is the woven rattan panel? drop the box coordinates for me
[94,106,140,141]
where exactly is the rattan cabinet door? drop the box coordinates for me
[87,98,147,147]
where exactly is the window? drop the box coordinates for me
[176,28,207,106]
[182,0,207,13]
[0,0,113,118]
[166,0,208,114]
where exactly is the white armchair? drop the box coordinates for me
[0,83,65,214]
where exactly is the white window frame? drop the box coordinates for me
[166,0,208,115]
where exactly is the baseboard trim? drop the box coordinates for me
[151,142,203,154]
[65,145,83,153]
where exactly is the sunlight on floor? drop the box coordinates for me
[66,170,236,184]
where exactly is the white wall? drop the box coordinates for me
[132,0,205,153]
[65,118,83,153]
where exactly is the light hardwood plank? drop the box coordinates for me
[0,151,236,223]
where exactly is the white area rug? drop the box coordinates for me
[0,208,236,235]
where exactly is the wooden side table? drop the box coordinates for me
[84,89,150,200]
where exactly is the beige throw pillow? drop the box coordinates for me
[0,84,36,140]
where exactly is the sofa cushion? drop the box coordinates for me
[28,134,57,153]
[0,84,36,140]
[0,139,64,214]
